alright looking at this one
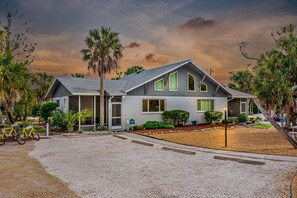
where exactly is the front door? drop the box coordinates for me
[111,103,122,129]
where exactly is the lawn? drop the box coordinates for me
[252,123,272,129]
[152,126,297,157]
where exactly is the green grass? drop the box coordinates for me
[252,123,272,129]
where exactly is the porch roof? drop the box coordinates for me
[46,77,127,97]
[226,88,256,99]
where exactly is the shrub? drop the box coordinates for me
[238,113,248,122]
[96,125,107,131]
[135,125,144,130]
[49,110,67,131]
[204,111,223,123]
[162,110,189,126]
[143,121,174,129]
[40,102,58,122]
[256,117,262,121]
[30,104,41,116]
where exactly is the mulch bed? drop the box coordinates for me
[135,124,234,135]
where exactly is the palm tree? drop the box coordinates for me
[0,52,30,123]
[229,70,253,93]
[81,27,123,127]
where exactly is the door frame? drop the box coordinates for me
[110,101,122,130]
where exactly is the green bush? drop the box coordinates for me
[238,113,248,122]
[49,110,67,131]
[96,125,107,131]
[135,125,144,130]
[30,104,41,116]
[143,121,174,129]
[162,110,189,126]
[204,111,223,123]
[40,102,58,122]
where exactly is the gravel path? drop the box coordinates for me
[31,135,296,198]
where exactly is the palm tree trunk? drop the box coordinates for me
[0,107,3,124]
[99,73,105,127]
[254,100,297,149]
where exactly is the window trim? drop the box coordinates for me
[154,78,164,91]
[197,99,214,112]
[240,102,246,114]
[187,73,196,92]
[200,81,208,92]
[142,99,166,113]
[169,71,178,91]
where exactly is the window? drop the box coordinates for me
[200,82,207,92]
[188,73,195,91]
[142,99,165,112]
[154,78,164,91]
[197,99,214,111]
[241,102,246,114]
[169,72,178,91]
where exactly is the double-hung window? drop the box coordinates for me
[197,99,214,111]
[142,99,165,112]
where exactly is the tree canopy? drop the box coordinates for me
[238,25,297,127]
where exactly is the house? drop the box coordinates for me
[45,59,255,130]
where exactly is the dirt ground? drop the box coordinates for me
[152,126,297,156]
[0,140,79,198]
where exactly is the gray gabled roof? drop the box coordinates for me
[46,77,127,98]
[46,59,255,99]
[226,88,255,98]
[121,59,192,92]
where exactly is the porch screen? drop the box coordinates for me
[169,72,178,91]
[197,99,214,111]
[142,99,165,112]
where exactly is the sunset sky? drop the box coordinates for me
[1,0,297,84]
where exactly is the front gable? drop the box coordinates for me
[127,62,229,97]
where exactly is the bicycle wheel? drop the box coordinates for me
[0,134,5,146]
[16,132,26,145]
[31,130,40,141]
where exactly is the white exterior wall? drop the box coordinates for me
[53,96,69,113]
[122,96,227,129]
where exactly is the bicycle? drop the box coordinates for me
[0,124,26,146]
[16,125,40,142]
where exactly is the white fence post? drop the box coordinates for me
[46,123,49,137]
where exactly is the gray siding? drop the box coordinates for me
[127,64,228,97]
[53,84,72,97]
[228,98,249,117]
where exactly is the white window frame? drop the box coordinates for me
[142,99,166,113]
[154,78,164,91]
[240,102,246,114]
[187,73,196,92]
[169,71,178,91]
[197,99,214,112]
[200,81,208,92]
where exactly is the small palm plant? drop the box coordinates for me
[64,109,93,132]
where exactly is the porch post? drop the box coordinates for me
[78,95,81,130]
[94,96,96,130]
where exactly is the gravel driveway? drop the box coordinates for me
[31,134,296,198]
